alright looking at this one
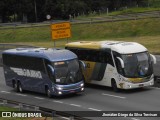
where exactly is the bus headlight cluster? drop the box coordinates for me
[80,83,84,87]
[150,81,154,85]
[128,85,132,88]
[58,92,62,95]
[122,78,132,83]
[81,88,84,91]
[57,87,62,90]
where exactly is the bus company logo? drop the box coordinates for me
[1,112,43,118]
[2,112,11,117]
[10,67,42,79]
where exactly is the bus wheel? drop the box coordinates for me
[18,82,23,93]
[46,87,52,98]
[111,79,119,92]
[13,81,18,92]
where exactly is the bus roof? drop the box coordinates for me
[65,41,148,54]
[3,48,77,61]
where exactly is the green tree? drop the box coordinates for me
[0,0,14,22]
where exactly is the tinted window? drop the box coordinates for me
[113,51,124,75]
[67,48,114,66]
[3,54,45,72]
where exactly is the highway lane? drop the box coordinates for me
[153,55,160,77]
[0,67,160,120]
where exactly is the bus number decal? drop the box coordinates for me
[86,63,90,68]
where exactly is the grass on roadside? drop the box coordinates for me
[13,35,160,54]
[0,106,17,111]
[76,7,160,19]
[0,18,160,54]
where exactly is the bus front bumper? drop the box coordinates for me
[122,79,154,89]
[55,87,84,96]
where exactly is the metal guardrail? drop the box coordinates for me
[0,98,90,120]
[73,10,160,24]
[0,11,160,29]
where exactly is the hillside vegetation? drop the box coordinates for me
[77,7,160,18]
[2,0,160,23]
[0,18,160,54]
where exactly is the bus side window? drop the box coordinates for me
[100,50,114,66]
[69,48,78,55]
[115,58,123,75]
[45,60,55,82]
[83,50,99,62]
[99,52,106,63]
[113,52,123,75]
[68,48,83,60]
[3,54,45,72]
[47,65,55,81]
[77,49,89,61]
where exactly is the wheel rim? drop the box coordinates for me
[47,89,51,97]
[19,85,23,92]
[112,81,118,91]
[14,82,18,91]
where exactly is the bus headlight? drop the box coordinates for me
[52,87,55,91]
[128,85,132,88]
[58,92,62,95]
[81,87,84,91]
[57,87,62,90]
[122,78,132,83]
[80,83,84,87]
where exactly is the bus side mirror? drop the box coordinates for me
[79,60,86,70]
[150,54,156,64]
[116,57,124,68]
[47,65,55,75]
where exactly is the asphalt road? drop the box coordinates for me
[0,67,160,120]
[153,55,160,76]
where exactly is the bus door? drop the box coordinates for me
[83,61,96,83]
[88,50,111,82]
[82,50,106,82]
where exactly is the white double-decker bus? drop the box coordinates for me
[66,41,156,91]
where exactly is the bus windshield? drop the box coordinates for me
[121,52,153,78]
[52,59,83,85]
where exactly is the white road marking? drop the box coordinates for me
[16,93,27,97]
[53,100,63,104]
[131,118,140,120]
[88,108,102,111]
[34,97,44,100]
[149,87,160,90]
[102,93,126,99]
[70,104,81,107]
[60,117,70,120]
[13,106,20,108]
[1,91,11,94]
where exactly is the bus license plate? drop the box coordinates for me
[139,84,144,87]
[70,91,75,93]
